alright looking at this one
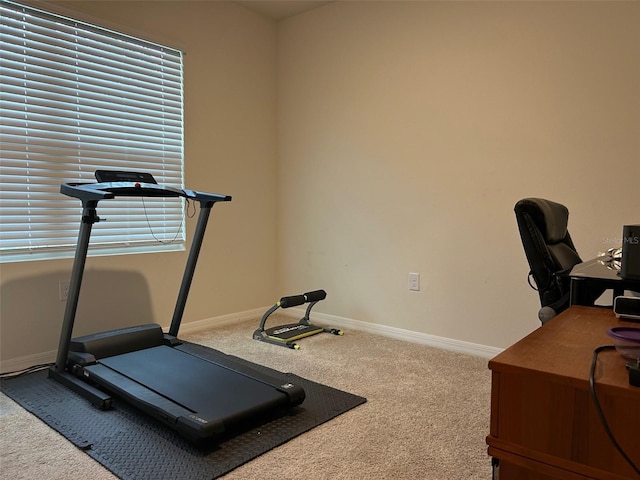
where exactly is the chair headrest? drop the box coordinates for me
[516,198,569,244]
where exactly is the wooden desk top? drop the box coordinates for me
[489,306,639,397]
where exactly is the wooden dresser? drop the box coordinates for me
[487,306,640,479]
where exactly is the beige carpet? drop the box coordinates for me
[0,315,493,479]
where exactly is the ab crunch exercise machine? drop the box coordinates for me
[253,290,343,349]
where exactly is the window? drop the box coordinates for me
[0,0,184,262]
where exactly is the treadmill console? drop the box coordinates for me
[95,170,157,184]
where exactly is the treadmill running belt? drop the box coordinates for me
[98,346,287,418]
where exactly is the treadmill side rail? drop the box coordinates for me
[48,367,112,410]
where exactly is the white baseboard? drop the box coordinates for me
[277,308,504,359]
[1,307,502,374]
[176,307,266,335]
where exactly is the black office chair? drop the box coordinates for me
[514,198,597,323]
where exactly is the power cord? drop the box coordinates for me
[590,345,640,476]
[0,363,53,379]
[141,197,196,244]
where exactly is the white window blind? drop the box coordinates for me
[0,0,185,262]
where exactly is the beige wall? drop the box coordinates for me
[0,1,278,363]
[1,0,639,366]
[276,1,640,348]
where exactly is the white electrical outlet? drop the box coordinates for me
[408,272,420,291]
[59,280,70,301]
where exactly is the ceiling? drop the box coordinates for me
[233,1,334,20]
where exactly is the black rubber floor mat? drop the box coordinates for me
[1,345,366,480]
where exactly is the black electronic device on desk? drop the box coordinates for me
[253,290,343,349]
[614,296,640,321]
[48,171,305,444]
[620,224,640,280]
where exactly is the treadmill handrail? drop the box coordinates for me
[53,177,231,376]
[61,181,232,204]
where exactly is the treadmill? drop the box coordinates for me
[48,170,305,443]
